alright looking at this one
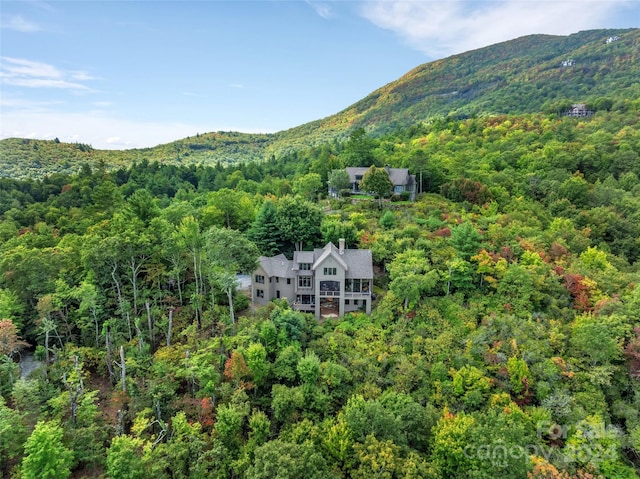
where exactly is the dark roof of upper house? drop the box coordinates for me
[345,166,414,186]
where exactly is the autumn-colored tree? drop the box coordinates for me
[625,326,640,379]
[0,318,28,357]
[224,350,252,389]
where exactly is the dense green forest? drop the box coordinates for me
[1,104,640,478]
[1,28,638,180]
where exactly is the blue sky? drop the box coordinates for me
[1,1,638,149]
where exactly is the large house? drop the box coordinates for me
[252,240,373,318]
[329,166,417,200]
[564,103,594,118]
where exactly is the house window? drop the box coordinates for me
[394,185,404,194]
[255,275,264,284]
[276,291,281,298]
[345,279,370,293]
[323,267,337,276]
[345,300,350,305]
[298,277,312,289]
[276,277,279,283]
[256,289,264,298]
[287,278,291,285]
[355,175,363,181]
[299,263,311,270]
[296,295,314,305]
[320,280,340,292]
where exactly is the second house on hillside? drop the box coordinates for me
[252,239,373,318]
[329,166,417,200]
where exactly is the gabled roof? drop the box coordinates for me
[265,243,373,279]
[292,251,315,269]
[312,242,348,271]
[258,254,295,278]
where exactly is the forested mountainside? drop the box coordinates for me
[1,104,640,477]
[1,28,638,179]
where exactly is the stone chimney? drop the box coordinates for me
[339,238,345,255]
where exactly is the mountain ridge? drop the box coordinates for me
[1,27,638,179]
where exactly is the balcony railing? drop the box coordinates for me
[319,291,340,297]
[344,291,371,298]
[293,303,315,312]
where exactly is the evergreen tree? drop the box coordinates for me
[274,196,323,255]
[247,200,282,256]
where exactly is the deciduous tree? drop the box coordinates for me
[21,420,73,479]
[360,166,393,208]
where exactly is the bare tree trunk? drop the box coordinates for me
[111,263,125,316]
[135,319,144,353]
[45,328,50,364]
[166,309,173,347]
[127,256,144,316]
[120,346,126,393]
[192,253,199,302]
[146,301,154,349]
[198,254,204,324]
[63,355,84,427]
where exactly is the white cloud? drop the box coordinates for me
[1,57,61,79]
[182,91,209,97]
[360,0,636,58]
[27,1,58,14]
[0,57,94,91]
[3,78,91,90]
[306,1,334,19]
[70,71,97,81]
[2,15,41,32]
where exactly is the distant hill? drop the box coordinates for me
[1,28,638,179]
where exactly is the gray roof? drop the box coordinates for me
[313,243,349,271]
[261,243,373,279]
[258,254,295,278]
[313,242,373,278]
[292,251,315,269]
[345,166,413,187]
[342,249,373,278]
